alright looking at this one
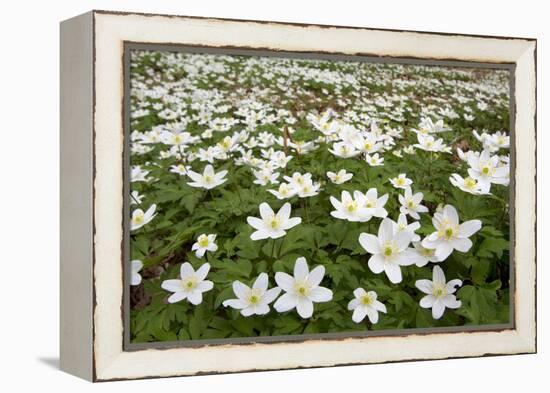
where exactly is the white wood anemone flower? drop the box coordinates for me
[273,257,333,319]
[186,164,228,190]
[246,202,302,240]
[130,260,143,286]
[421,204,482,261]
[365,153,384,166]
[389,173,413,189]
[359,218,422,284]
[191,234,218,258]
[347,288,387,324]
[130,204,157,231]
[449,173,490,195]
[354,188,389,220]
[252,169,280,186]
[414,133,449,153]
[329,190,369,222]
[415,265,462,319]
[398,187,429,220]
[466,149,509,193]
[223,273,281,316]
[131,165,151,182]
[391,213,421,242]
[327,169,353,184]
[267,183,297,200]
[169,163,189,176]
[161,262,214,305]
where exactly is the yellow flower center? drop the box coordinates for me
[384,246,393,256]
[346,201,358,213]
[407,200,415,208]
[364,142,372,150]
[481,165,491,175]
[247,290,262,305]
[432,285,446,298]
[204,175,213,183]
[361,295,373,305]
[396,178,405,186]
[133,214,144,224]
[249,295,259,303]
[182,278,197,290]
[464,177,477,189]
[198,235,209,248]
[269,217,281,229]
[438,226,456,240]
[295,281,310,296]
[420,247,434,257]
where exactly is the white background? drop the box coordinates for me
[0,0,546,391]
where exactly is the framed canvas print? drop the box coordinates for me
[60,10,537,382]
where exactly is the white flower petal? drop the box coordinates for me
[366,307,379,324]
[368,254,385,274]
[432,265,446,285]
[419,294,436,308]
[294,257,309,281]
[168,291,187,304]
[308,287,333,303]
[195,263,210,281]
[359,233,380,254]
[161,279,182,293]
[458,219,482,238]
[253,273,269,291]
[415,279,434,294]
[275,272,295,292]
[180,262,194,278]
[274,293,298,312]
[259,202,274,219]
[352,306,368,323]
[296,297,314,318]
[307,265,325,287]
[451,238,473,253]
[384,262,403,284]
[187,291,203,305]
[277,202,291,221]
[262,287,282,304]
[223,298,248,309]
[442,295,462,309]
[431,299,446,319]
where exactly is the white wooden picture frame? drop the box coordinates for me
[60,10,536,382]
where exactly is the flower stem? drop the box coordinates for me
[271,238,277,260]
[130,192,145,210]
[278,236,286,258]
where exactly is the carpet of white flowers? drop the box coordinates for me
[128,50,511,342]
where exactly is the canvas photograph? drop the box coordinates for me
[126,47,512,344]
